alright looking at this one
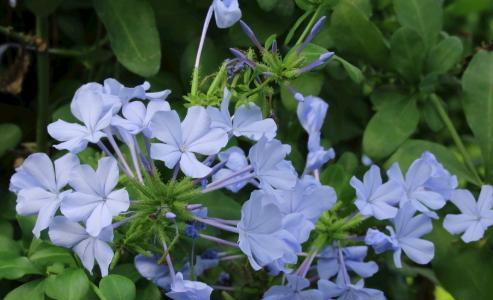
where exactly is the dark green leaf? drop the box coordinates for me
[430,225,493,300]
[329,1,389,68]
[0,123,22,157]
[0,257,42,279]
[393,0,443,49]
[45,269,90,300]
[196,191,242,220]
[136,282,162,300]
[446,0,492,15]
[24,0,63,16]
[332,55,364,84]
[4,279,45,300]
[462,51,493,182]
[363,99,419,160]
[29,241,76,267]
[0,235,22,257]
[386,139,478,185]
[99,274,137,300]
[426,36,463,74]
[390,27,426,81]
[93,0,161,77]
[257,0,280,11]
[370,87,410,111]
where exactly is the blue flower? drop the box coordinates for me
[207,88,277,141]
[212,0,242,29]
[12,153,79,237]
[61,157,130,236]
[212,147,250,192]
[249,138,298,190]
[297,96,328,135]
[318,273,385,300]
[317,246,378,280]
[364,228,398,254]
[49,216,114,276]
[103,78,171,104]
[267,176,336,243]
[135,254,173,289]
[387,153,450,218]
[350,165,403,220]
[237,191,300,270]
[443,185,493,243]
[165,272,213,300]
[306,133,335,172]
[420,151,458,200]
[150,107,229,178]
[367,202,434,268]
[48,89,114,153]
[112,100,170,137]
[181,250,219,278]
[263,275,323,300]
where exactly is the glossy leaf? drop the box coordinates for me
[0,257,41,280]
[93,0,161,77]
[99,274,136,300]
[45,269,90,300]
[4,279,45,300]
[462,51,493,182]
[363,99,419,160]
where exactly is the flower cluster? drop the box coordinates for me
[9,1,493,299]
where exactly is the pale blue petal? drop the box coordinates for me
[213,0,242,28]
[166,272,213,300]
[399,237,434,265]
[180,152,212,178]
[96,157,119,196]
[296,96,328,135]
[94,238,114,277]
[86,203,113,236]
[105,189,130,216]
[233,103,276,140]
[54,153,80,189]
[16,153,56,192]
[443,214,477,235]
[150,143,182,169]
[150,110,183,146]
[461,221,486,243]
[48,216,88,248]
[32,201,60,238]
[61,192,101,222]
[186,128,228,155]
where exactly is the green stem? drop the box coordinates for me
[430,94,482,185]
[36,17,49,153]
[294,5,323,47]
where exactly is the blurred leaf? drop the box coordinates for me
[45,269,90,300]
[52,104,78,123]
[386,139,478,185]
[4,279,45,300]
[363,99,419,160]
[393,0,443,49]
[330,1,389,68]
[111,263,140,282]
[426,36,463,75]
[0,235,21,257]
[431,225,493,300]
[462,51,493,182]
[136,282,162,300]
[0,123,22,157]
[257,0,280,11]
[332,55,364,84]
[422,101,444,132]
[0,257,42,279]
[99,274,136,300]
[24,0,63,16]
[93,0,161,77]
[390,27,426,82]
[280,72,324,111]
[29,241,76,267]
[370,87,410,111]
[446,0,492,15]
[196,191,242,219]
[0,219,14,238]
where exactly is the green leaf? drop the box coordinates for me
[280,72,324,111]
[257,0,280,11]
[446,0,492,15]
[430,225,493,300]
[4,279,45,300]
[370,87,410,111]
[136,282,162,300]
[29,241,76,267]
[363,99,419,160]
[0,235,22,257]
[99,274,136,300]
[52,104,78,123]
[0,123,22,156]
[462,51,493,182]
[332,55,364,84]
[45,269,90,300]
[196,191,242,220]
[93,0,161,77]
[393,0,443,49]
[329,1,389,68]
[426,36,463,75]
[390,27,426,82]
[0,257,42,279]
[24,0,63,16]
[386,139,478,185]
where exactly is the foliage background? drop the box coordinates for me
[1,0,493,299]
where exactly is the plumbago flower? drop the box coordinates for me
[263,275,323,300]
[49,216,114,276]
[317,246,378,280]
[207,88,277,141]
[10,153,79,237]
[150,106,229,178]
[61,157,130,236]
[443,185,493,243]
